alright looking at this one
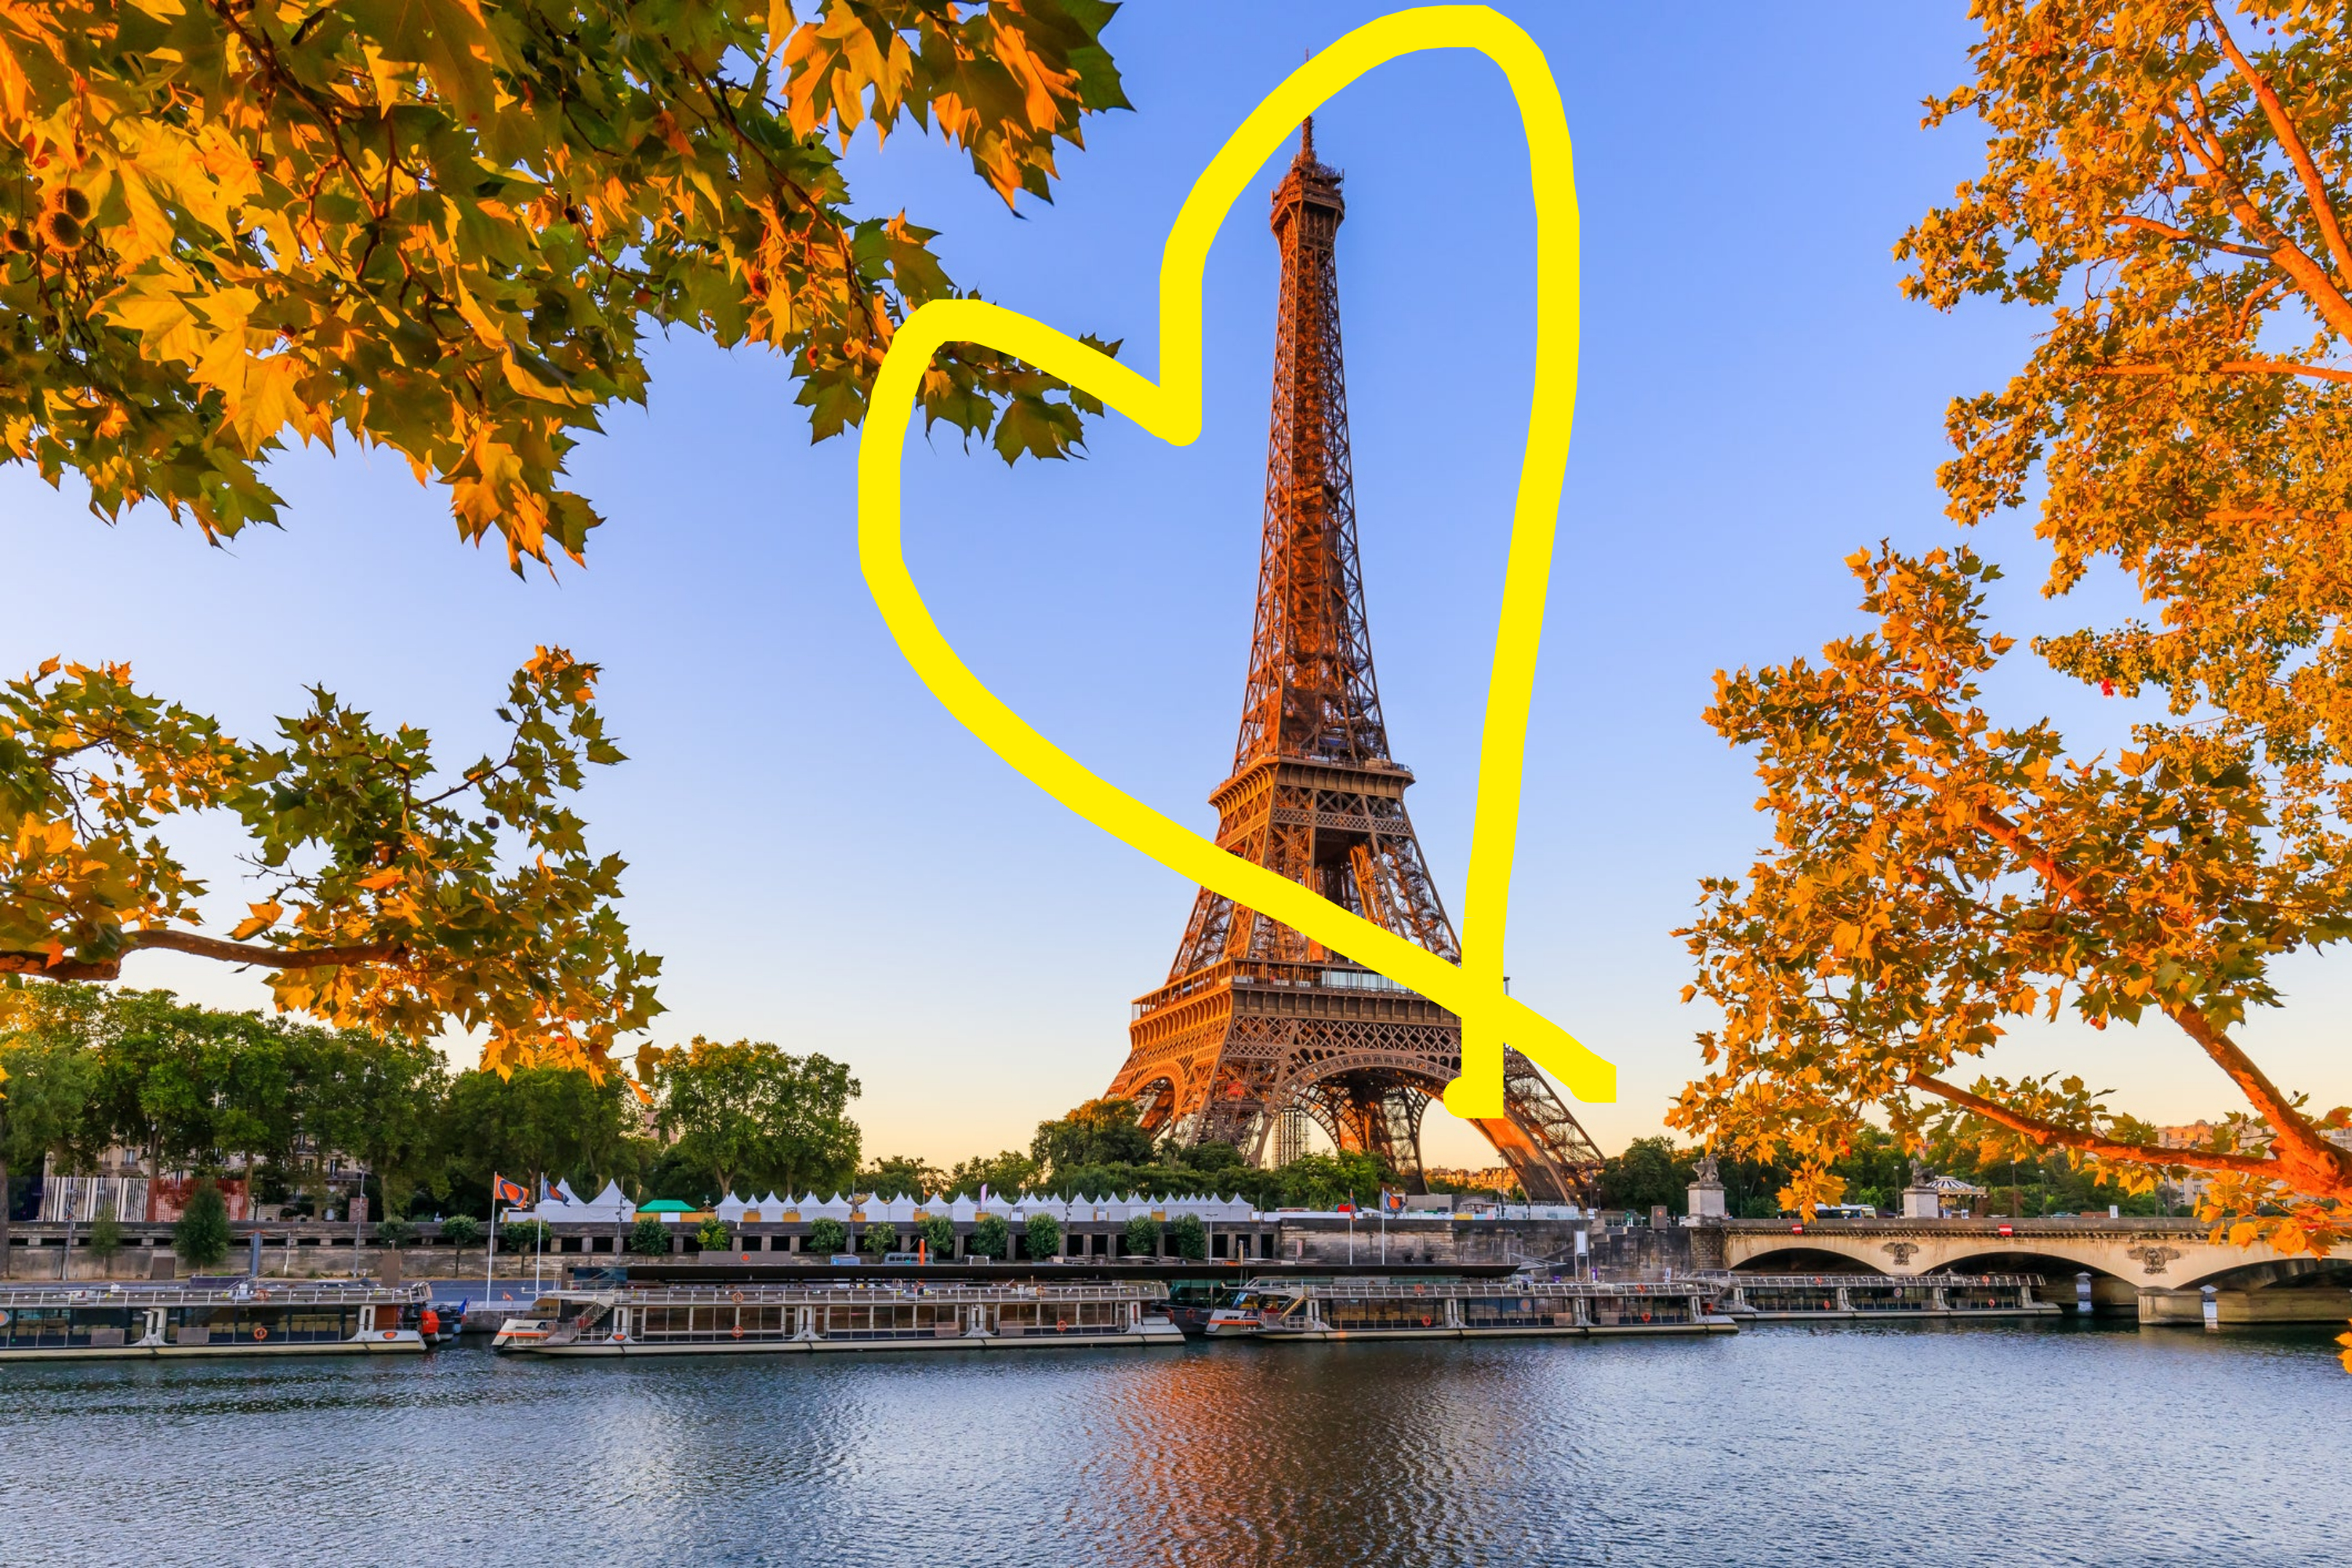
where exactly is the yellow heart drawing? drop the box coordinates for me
[855,5,1613,1116]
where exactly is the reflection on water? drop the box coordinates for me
[1,1321,2346,1566]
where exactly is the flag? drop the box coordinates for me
[493,1177,528,1206]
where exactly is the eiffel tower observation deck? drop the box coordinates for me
[1106,125,1602,1201]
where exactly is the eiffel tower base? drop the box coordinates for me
[1109,984,1600,1203]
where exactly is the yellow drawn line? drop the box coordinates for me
[855,5,1612,1114]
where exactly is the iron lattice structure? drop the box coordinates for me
[1107,128,1603,1202]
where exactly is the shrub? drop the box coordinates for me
[629,1215,671,1255]
[439,1214,483,1249]
[695,1217,732,1251]
[501,1219,550,1252]
[1123,1214,1161,1258]
[808,1217,847,1254]
[174,1182,232,1269]
[1167,1214,1207,1261]
[970,1214,1010,1259]
[88,1212,125,1259]
[861,1220,898,1254]
[1025,1213,1062,1260]
[375,1218,418,1249]
[919,1214,956,1256]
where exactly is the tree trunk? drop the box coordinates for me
[0,1151,11,1282]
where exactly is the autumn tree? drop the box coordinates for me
[637,1035,860,1200]
[2,649,657,1071]
[1675,2,2352,1272]
[0,1,1126,570]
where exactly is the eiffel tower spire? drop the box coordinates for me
[1104,132,1602,1201]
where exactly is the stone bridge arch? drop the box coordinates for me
[1715,1219,2350,1323]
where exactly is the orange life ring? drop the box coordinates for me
[1420,1315,1433,1327]
[253,1326,268,1341]
[1639,1312,1651,1324]
[731,1325,744,1340]
[1055,1319,1069,1333]
[730,1290,745,1303]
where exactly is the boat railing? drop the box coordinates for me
[1251,1278,1714,1302]
[1693,1272,2046,1290]
[0,1281,430,1308]
[546,1281,1169,1307]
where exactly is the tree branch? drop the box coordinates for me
[2117,212,2277,260]
[2089,359,2352,383]
[1907,1071,2285,1179]
[0,929,405,982]
[2203,2,2352,305]
[1966,807,2352,1197]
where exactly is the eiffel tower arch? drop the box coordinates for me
[1105,125,1602,1203]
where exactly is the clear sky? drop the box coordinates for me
[9,5,2345,1170]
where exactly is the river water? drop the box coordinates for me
[2,1320,2345,1566]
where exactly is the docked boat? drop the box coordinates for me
[492,1280,1185,1356]
[1700,1272,2060,1321]
[1203,1276,1737,1340]
[0,1280,434,1360]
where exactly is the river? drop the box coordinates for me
[2,1319,2345,1566]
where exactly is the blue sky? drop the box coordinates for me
[9,5,2344,1169]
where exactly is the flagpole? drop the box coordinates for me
[487,1174,498,1302]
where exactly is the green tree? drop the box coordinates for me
[1166,1213,1206,1261]
[375,1218,418,1250]
[1595,1138,1695,1218]
[1269,1152,1385,1210]
[919,1214,956,1258]
[2,655,656,1073]
[1675,0,2352,1274]
[0,984,96,1266]
[502,1218,551,1253]
[970,1214,1009,1260]
[695,1216,732,1251]
[1031,1098,1154,1178]
[946,1149,1038,1199]
[173,1181,230,1269]
[1024,1211,1062,1261]
[87,1210,124,1264]
[861,1156,942,1200]
[860,1219,898,1254]
[638,1037,860,1201]
[0,2,1127,568]
[437,1062,634,1207]
[1122,1214,1159,1258]
[439,1213,482,1258]
[629,1214,671,1256]
[808,1216,847,1254]
[308,1029,449,1222]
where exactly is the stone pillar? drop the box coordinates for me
[1686,1155,1727,1221]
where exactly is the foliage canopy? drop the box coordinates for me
[2,650,655,1073]
[0,0,1126,570]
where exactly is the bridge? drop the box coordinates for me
[1712,1218,2352,1324]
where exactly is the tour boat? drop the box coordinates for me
[492,1280,1185,1356]
[1700,1272,2060,1320]
[0,1280,434,1360]
[1202,1276,1737,1340]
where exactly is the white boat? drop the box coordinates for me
[494,1280,1185,1356]
[1203,1276,1737,1340]
[0,1280,433,1360]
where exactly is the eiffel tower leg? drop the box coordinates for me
[1467,1049,1606,1205]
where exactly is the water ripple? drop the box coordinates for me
[0,1322,2344,1567]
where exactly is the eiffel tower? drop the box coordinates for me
[1106,125,1603,1201]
